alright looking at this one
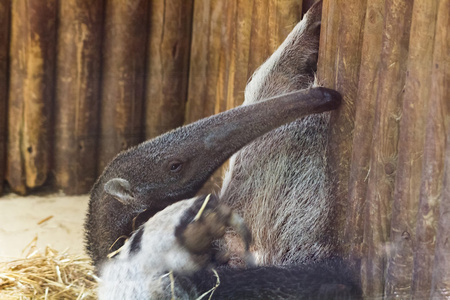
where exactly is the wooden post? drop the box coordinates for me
[186,0,227,124]
[0,0,10,195]
[54,0,104,194]
[317,1,339,90]
[186,0,302,123]
[317,0,367,254]
[429,0,450,297]
[315,0,448,296]
[221,0,253,111]
[7,0,57,194]
[431,124,450,297]
[345,0,384,263]
[384,1,439,298]
[98,0,149,172]
[145,0,193,139]
[431,132,450,297]
[361,0,413,297]
[412,3,447,293]
[246,0,302,81]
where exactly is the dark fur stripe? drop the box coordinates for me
[175,259,362,299]
[129,226,144,255]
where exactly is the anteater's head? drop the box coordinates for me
[85,87,341,267]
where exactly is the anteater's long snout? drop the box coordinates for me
[197,87,342,159]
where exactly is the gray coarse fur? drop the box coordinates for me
[85,0,339,269]
[219,0,335,265]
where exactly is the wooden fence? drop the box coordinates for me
[0,0,449,298]
[0,0,304,195]
[319,0,449,298]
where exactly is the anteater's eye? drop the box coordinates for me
[169,161,183,173]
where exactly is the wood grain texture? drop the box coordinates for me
[412,1,447,293]
[246,0,302,81]
[430,0,450,297]
[384,1,439,298]
[317,0,367,256]
[186,0,302,123]
[54,0,104,194]
[0,0,10,195]
[145,0,193,139]
[345,0,384,263]
[186,0,227,124]
[186,0,302,193]
[7,0,57,194]
[361,1,413,297]
[351,0,386,294]
[431,121,450,297]
[98,0,149,172]
[317,0,338,88]
[431,131,450,297]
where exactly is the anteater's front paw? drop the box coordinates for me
[175,194,252,267]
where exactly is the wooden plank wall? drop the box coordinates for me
[145,0,194,140]
[0,0,448,297]
[54,0,104,195]
[0,0,303,195]
[319,0,449,298]
[0,0,9,196]
[7,1,57,195]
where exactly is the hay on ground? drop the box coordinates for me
[0,240,98,300]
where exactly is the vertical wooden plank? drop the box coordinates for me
[412,0,447,293]
[362,0,413,297]
[224,0,253,111]
[54,0,104,194]
[186,0,240,193]
[317,0,367,254]
[7,0,57,194]
[246,0,302,79]
[187,0,302,123]
[0,0,10,195]
[431,133,450,297]
[345,0,384,261]
[430,0,450,297]
[431,122,450,297]
[98,0,149,172]
[186,0,302,193]
[318,1,363,254]
[246,0,274,75]
[186,0,226,123]
[145,0,193,139]
[317,0,339,87]
[394,1,441,297]
[187,0,242,192]
[217,0,238,114]
[385,1,438,297]
[329,0,367,247]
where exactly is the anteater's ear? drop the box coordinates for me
[104,178,134,204]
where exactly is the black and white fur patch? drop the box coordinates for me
[128,226,144,255]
